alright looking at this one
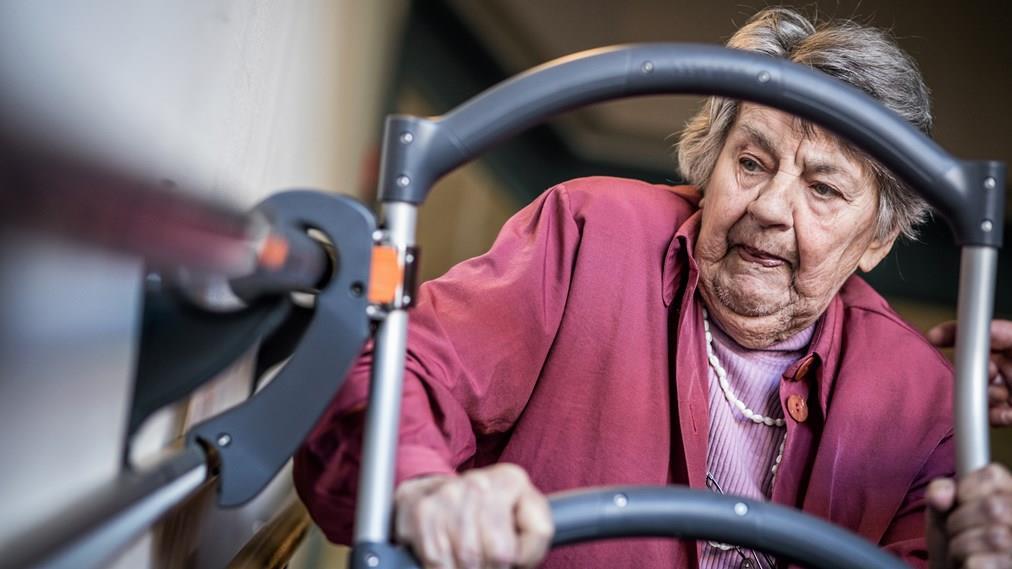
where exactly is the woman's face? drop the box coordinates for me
[695,104,897,348]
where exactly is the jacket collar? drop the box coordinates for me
[663,208,701,308]
[802,294,843,418]
[665,201,841,419]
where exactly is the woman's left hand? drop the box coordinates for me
[927,463,1012,569]
[927,320,1012,427]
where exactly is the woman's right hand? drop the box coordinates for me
[394,463,554,569]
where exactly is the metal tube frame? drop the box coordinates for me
[1,446,209,569]
[354,203,419,544]
[358,43,1005,565]
[550,486,910,569]
[954,247,999,474]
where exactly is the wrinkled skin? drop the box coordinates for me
[695,104,896,349]
[394,464,552,569]
[928,464,1012,569]
[392,105,1012,568]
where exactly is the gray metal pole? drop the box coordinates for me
[953,245,998,475]
[2,446,209,569]
[354,202,418,544]
[36,463,208,569]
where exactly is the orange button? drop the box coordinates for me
[787,394,809,423]
[786,355,817,382]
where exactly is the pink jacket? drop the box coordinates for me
[294,177,955,568]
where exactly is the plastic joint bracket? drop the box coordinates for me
[186,190,377,507]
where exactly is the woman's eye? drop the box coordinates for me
[739,157,761,173]
[812,183,838,198]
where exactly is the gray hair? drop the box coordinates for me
[676,7,932,241]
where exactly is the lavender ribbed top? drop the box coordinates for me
[699,311,814,569]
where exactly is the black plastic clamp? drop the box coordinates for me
[366,228,420,320]
[186,190,377,507]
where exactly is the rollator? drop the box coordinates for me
[4,43,1004,569]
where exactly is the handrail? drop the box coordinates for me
[550,486,907,569]
[350,486,911,569]
[0,447,211,569]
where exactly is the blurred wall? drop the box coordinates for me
[0,1,407,568]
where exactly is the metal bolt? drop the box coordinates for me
[217,433,232,447]
[641,61,654,74]
[399,132,414,144]
[402,295,412,305]
[734,502,749,516]
[405,253,415,264]
[396,175,410,188]
[984,176,997,190]
[365,553,380,567]
[372,230,385,242]
[613,493,629,507]
[982,219,994,233]
[757,71,771,83]
[366,305,382,318]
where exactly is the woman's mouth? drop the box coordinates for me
[736,245,787,268]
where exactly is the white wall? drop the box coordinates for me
[0,1,408,567]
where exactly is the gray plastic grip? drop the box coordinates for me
[353,485,909,569]
[550,486,909,569]
[378,43,1004,246]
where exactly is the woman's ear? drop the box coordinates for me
[858,229,900,272]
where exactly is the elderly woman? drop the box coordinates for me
[295,8,1012,569]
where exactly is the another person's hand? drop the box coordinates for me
[927,463,1012,568]
[394,463,554,569]
[927,320,1012,427]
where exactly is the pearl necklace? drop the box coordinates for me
[703,308,785,428]
[702,307,787,484]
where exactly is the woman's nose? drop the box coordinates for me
[746,172,795,230]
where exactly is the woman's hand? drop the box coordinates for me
[927,320,1012,427]
[927,463,1012,568]
[394,463,554,569]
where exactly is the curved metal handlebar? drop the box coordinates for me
[550,486,908,569]
[350,485,910,569]
[378,43,1004,246]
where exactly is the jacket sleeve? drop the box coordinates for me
[879,431,956,568]
[293,185,582,544]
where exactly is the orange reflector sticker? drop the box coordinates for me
[369,246,402,304]
[259,234,290,270]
